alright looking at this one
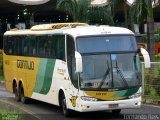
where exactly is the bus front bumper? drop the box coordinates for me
[78,97,141,112]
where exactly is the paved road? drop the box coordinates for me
[0,83,160,120]
[0,83,14,98]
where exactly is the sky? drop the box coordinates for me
[8,0,50,5]
[8,0,134,6]
[127,0,134,4]
[91,0,158,6]
[8,0,158,6]
[91,0,134,6]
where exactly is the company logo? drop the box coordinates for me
[17,60,34,70]
[70,96,77,107]
[57,68,66,76]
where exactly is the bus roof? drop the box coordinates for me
[4,23,134,37]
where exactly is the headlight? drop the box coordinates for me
[81,96,97,101]
[129,93,142,99]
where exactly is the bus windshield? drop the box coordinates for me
[77,35,137,53]
[76,36,141,90]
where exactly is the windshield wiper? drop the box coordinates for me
[98,61,110,89]
[114,61,128,87]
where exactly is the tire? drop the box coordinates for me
[112,109,121,115]
[14,83,20,102]
[19,84,28,104]
[60,93,71,117]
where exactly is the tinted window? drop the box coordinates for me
[4,36,22,55]
[4,36,14,55]
[77,35,137,53]
[36,35,65,60]
[23,36,36,56]
[4,35,66,61]
[54,35,65,61]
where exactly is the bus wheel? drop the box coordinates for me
[14,83,20,102]
[112,109,121,115]
[19,84,28,104]
[60,94,71,117]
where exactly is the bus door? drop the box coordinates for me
[66,36,79,108]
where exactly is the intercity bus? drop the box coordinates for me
[3,23,150,116]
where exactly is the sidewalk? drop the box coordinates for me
[0,80,5,84]
[142,98,160,106]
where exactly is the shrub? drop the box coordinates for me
[150,87,157,96]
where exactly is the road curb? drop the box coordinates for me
[142,99,160,106]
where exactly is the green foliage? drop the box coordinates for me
[140,55,160,62]
[136,34,147,42]
[155,34,160,42]
[108,0,125,15]
[155,55,160,61]
[143,61,160,99]
[88,6,114,25]
[130,0,147,25]
[0,100,23,120]
[155,28,160,41]
[144,96,160,100]
[108,0,128,27]
[56,0,114,25]
[137,33,160,42]
[0,109,23,120]
[130,0,155,62]
[150,87,157,96]
[57,0,91,22]
[157,27,160,35]
[141,34,147,42]
[130,0,156,24]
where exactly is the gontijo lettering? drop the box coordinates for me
[17,60,34,70]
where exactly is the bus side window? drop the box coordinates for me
[23,36,30,56]
[16,36,23,56]
[4,36,23,56]
[5,36,14,55]
[55,35,65,61]
[47,36,56,59]
[39,38,46,58]
[29,36,36,57]
[45,38,53,58]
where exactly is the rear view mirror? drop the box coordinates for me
[140,48,150,68]
[75,51,82,72]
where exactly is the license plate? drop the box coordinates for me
[109,104,119,108]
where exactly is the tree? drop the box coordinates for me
[108,0,128,28]
[88,6,114,25]
[130,0,155,62]
[56,0,113,25]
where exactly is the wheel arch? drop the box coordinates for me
[58,88,68,107]
[12,79,17,93]
[18,80,23,88]
[58,89,64,106]
[18,79,26,96]
[18,79,26,89]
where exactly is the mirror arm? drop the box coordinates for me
[137,48,141,54]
